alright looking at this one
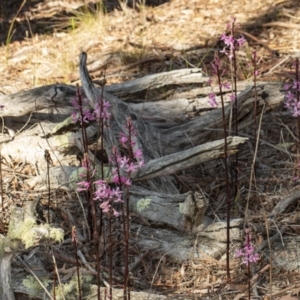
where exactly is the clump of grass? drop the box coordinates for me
[66,1,107,32]
[5,0,27,61]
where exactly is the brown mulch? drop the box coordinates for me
[1,0,300,92]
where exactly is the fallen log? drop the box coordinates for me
[0,52,288,299]
[23,136,247,232]
[0,52,282,232]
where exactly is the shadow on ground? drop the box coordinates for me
[0,0,170,45]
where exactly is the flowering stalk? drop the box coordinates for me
[211,52,231,282]
[207,18,246,283]
[72,88,144,299]
[220,17,246,197]
[251,49,259,137]
[73,86,111,300]
[236,228,259,299]
[110,118,144,300]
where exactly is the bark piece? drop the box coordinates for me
[130,186,208,232]
[269,192,300,217]
[0,84,75,117]
[105,68,208,97]
[135,136,248,181]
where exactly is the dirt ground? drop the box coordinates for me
[1,0,300,92]
[2,0,300,299]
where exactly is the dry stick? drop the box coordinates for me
[252,48,258,176]
[244,103,265,222]
[250,264,270,285]
[150,251,170,292]
[236,29,276,56]
[36,97,69,181]
[75,190,91,241]
[53,268,56,300]
[265,282,300,298]
[77,250,110,288]
[244,103,265,298]
[16,255,54,300]
[51,245,66,300]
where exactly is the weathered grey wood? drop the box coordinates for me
[0,250,16,300]
[0,61,284,193]
[129,186,209,232]
[129,81,273,120]
[133,222,240,263]
[23,136,245,232]
[0,125,98,171]
[135,136,248,181]
[269,191,300,217]
[0,84,75,118]
[80,51,178,194]
[24,136,247,190]
[158,82,283,155]
[0,75,282,160]
[104,68,208,97]
[0,205,25,300]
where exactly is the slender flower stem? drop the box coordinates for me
[236,228,260,299]
[252,48,259,176]
[214,52,231,282]
[75,84,101,299]
[229,17,239,200]
[74,55,143,299]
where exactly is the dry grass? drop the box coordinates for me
[1,0,300,94]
